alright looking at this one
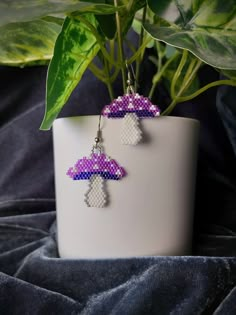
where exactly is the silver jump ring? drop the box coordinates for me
[91,144,103,154]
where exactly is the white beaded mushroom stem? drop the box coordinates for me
[102,93,160,146]
[85,174,107,208]
[121,113,142,145]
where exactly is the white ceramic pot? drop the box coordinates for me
[53,115,199,258]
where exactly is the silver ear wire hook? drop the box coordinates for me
[125,61,136,94]
[92,114,103,154]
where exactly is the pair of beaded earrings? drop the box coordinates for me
[67,66,160,207]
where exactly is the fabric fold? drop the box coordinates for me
[1,212,236,314]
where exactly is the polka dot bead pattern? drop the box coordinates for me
[102,93,160,145]
[66,152,126,208]
[102,93,160,118]
[66,153,126,181]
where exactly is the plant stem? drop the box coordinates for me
[109,39,115,69]
[156,42,163,75]
[89,57,115,100]
[182,58,197,83]
[124,38,136,54]
[88,63,106,83]
[114,0,126,93]
[148,52,179,99]
[88,62,105,78]
[178,79,236,102]
[127,37,152,64]
[162,59,202,116]
[103,56,114,100]
[135,5,147,91]
[170,49,188,99]
[110,67,120,83]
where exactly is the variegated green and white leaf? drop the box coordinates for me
[0,0,119,27]
[0,19,62,66]
[40,14,100,130]
[132,19,154,48]
[145,0,236,69]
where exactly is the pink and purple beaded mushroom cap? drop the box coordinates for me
[102,93,160,118]
[102,92,161,145]
[66,153,126,181]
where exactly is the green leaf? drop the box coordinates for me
[148,0,205,22]
[95,0,147,40]
[96,14,116,39]
[121,0,146,34]
[165,45,177,58]
[132,18,154,48]
[147,0,180,23]
[0,19,62,66]
[40,14,100,130]
[148,0,171,15]
[148,0,178,22]
[145,0,236,70]
[96,0,147,38]
[0,1,119,26]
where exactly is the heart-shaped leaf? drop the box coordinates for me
[145,0,236,70]
[40,14,100,130]
[0,1,119,27]
[0,19,62,66]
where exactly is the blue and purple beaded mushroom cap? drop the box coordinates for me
[102,93,160,118]
[67,153,126,180]
[67,153,126,208]
[102,93,160,145]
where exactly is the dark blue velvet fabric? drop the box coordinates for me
[0,64,236,314]
[0,210,236,314]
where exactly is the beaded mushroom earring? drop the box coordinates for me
[66,115,126,208]
[102,63,161,145]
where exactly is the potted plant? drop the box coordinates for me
[1,0,236,258]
